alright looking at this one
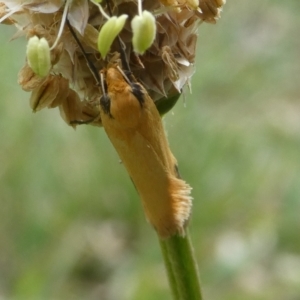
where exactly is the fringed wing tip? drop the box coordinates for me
[158,177,193,239]
[171,178,193,232]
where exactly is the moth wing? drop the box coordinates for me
[105,126,192,237]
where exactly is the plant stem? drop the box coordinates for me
[159,230,203,300]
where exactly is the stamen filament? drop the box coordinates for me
[50,0,70,50]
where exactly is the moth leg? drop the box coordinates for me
[70,117,97,125]
[70,108,101,125]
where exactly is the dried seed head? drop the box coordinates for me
[82,24,99,51]
[0,3,15,24]
[30,75,60,111]
[197,0,225,23]
[18,64,48,92]
[59,89,84,128]
[161,46,180,82]
[48,76,70,108]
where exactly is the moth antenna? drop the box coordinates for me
[100,72,107,97]
[66,19,101,86]
[116,65,132,85]
[106,0,131,74]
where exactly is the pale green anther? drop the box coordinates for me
[131,10,156,55]
[26,36,51,77]
[97,15,128,58]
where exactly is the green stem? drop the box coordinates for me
[159,230,203,300]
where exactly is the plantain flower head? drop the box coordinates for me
[0,0,225,126]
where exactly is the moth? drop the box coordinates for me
[99,66,192,238]
[66,18,192,238]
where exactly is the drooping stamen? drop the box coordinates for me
[50,0,70,50]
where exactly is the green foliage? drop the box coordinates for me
[1,1,300,299]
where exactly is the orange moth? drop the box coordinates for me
[99,65,192,238]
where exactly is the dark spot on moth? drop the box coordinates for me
[100,94,113,118]
[131,83,145,108]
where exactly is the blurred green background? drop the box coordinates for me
[1,1,300,299]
